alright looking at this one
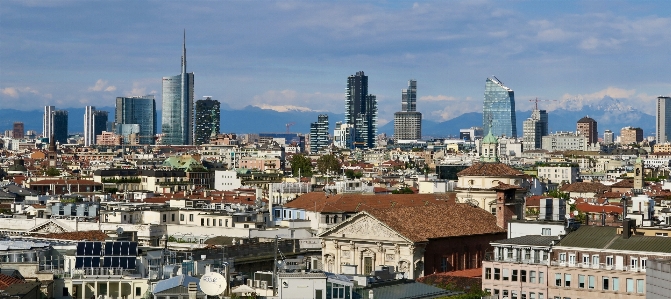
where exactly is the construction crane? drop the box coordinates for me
[285,122,295,134]
[529,98,556,110]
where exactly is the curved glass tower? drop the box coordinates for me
[483,77,517,138]
[162,31,194,145]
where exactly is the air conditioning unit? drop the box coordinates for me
[260,281,268,289]
[254,280,260,287]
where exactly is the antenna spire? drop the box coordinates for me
[182,29,186,74]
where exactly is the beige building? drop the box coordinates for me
[455,162,527,213]
[620,127,643,145]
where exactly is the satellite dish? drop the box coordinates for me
[116,227,124,235]
[200,272,227,295]
[573,211,579,216]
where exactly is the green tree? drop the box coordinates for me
[392,187,414,194]
[290,154,313,177]
[316,154,341,174]
[45,167,60,176]
[345,169,363,179]
[547,190,569,199]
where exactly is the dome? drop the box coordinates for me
[482,131,498,144]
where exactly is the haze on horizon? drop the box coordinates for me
[1,0,670,127]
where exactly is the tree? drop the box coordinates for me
[290,154,313,177]
[345,169,363,179]
[45,167,60,177]
[316,154,341,174]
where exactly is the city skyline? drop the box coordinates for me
[1,1,671,127]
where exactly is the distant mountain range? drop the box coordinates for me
[0,96,655,139]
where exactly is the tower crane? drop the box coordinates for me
[529,98,556,110]
[285,122,295,134]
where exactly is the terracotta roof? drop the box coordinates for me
[284,192,449,213]
[364,203,505,242]
[0,274,25,290]
[40,230,109,241]
[431,268,483,278]
[490,182,524,190]
[575,203,622,214]
[457,162,524,177]
[559,182,609,194]
[525,195,550,207]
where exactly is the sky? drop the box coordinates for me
[1,0,670,126]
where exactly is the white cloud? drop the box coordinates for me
[2,88,19,98]
[88,79,116,92]
[253,104,315,112]
[420,96,480,121]
[249,89,342,113]
[420,95,459,102]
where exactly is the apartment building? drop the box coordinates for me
[536,163,580,184]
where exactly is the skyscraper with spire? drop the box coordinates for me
[162,30,194,145]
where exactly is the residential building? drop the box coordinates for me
[333,122,354,149]
[657,96,671,144]
[345,71,377,148]
[213,170,242,191]
[604,129,614,145]
[43,105,54,140]
[483,77,516,138]
[12,122,24,139]
[541,132,589,152]
[278,272,353,299]
[96,131,123,146]
[620,126,643,145]
[309,114,329,153]
[115,96,157,145]
[394,79,422,140]
[162,32,194,145]
[577,116,598,144]
[646,259,671,299]
[84,106,108,146]
[194,97,220,145]
[536,163,580,184]
[52,110,68,144]
[523,109,548,151]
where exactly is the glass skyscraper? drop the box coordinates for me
[483,77,517,138]
[52,110,68,144]
[194,97,220,145]
[84,106,108,146]
[162,31,194,145]
[115,96,157,145]
[345,71,377,148]
[657,96,671,144]
[394,79,422,140]
[309,114,329,153]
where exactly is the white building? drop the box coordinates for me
[536,163,580,184]
[213,170,242,191]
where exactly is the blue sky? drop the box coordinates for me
[1,0,670,126]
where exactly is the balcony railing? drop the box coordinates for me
[549,261,646,272]
[484,255,548,265]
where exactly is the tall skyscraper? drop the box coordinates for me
[194,97,220,145]
[522,108,548,151]
[577,116,598,144]
[483,77,517,138]
[12,122,24,139]
[657,96,671,144]
[52,110,68,144]
[162,31,194,145]
[310,114,329,153]
[345,71,377,148]
[394,79,422,140]
[43,106,55,140]
[115,96,157,145]
[84,106,108,146]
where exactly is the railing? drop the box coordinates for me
[484,255,548,265]
[549,261,645,272]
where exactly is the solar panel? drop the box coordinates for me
[84,257,92,268]
[121,242,129,255]
[113,242,121,255]
[93,242,102,256]
[111,257,119,267]
[76,243,85,256]
[129,243,137,255]
[75,257,84,268]
[128,258,136,269]
[105,242,113,255]
[92,257,101,268]
[85,242,93,255]
[103,257,112,268]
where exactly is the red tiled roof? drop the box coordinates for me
[559,182,609,194]
[575,203,622,214]
[432,268,483,278]
[284,192,449,213]
[457,162,524,177]
[0,274,25,290]
[40,230,109,241]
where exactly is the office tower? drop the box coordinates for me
[333,122,354,149]
[522,109,548,151]
[620,127,643,145]
[115,96,157,145]
[394,80,422,140]
[162,31,195,145]
[12,122,24,139]
[603,130,614,145]
[345,71,377,148]
[52,110,68,144]
[309,114,329,153]
[577,116,598,144]
[483,77,517,138]
[84,106,108,146]
[460,127,483,141]
[657,96,671,144]
[43,106,55,140]
[194,97,220,145]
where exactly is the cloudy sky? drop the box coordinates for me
[1,0,670,126]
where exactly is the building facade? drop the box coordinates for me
[309,114,329,153]
[115,96,157,145]
[541,132,589,152]
[657,96,671,144]
[43,105,55,140]
[604,130,614,145]
[162,32,194,145]
[52,110,68,144]
[394,80,422,141]
[523,109,548,151]
[12,122,24,139]
[620,127,643,145]
[194,97,220,145]
[345,71,377,148]
[84,106,108,146]
[577,116,598,144]
[333,122,354,149]
[483,77,517,138]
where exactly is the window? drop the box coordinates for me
[606,256,613,266]
[582,254,589,265]
[602,277,609,290]
[521,270,527,282]
[494,268,501,280]
[207,218,210,226]
[485,268,492,280]
[588,275,595,289]
[225,219,229,227]
[162,214,166,222]
[189,214,194,221]
[592,255,599,266]
[626,278,634,292]
[135,287,141,296]
[542,228,551,235]
[555,273,562,286]
[511,290,518,299]
[180,214,184,221]
[530,293,536,299]
[525,249,531,260]
[522,292,527,299]
[569,254,576,265]
[559,253,567,263]
[219,219,222,226]
[630,257,638,269]
[612,277,619,291]
[539,293,544,299]
[578,275,585,288]
[201,218,204,226]
[507,249,513,259]
[512,270,518,281]
[539,272,545,284]
[530,271,536,283]
[503,268,510,281]
[636,279,644,293]
[542,251,549,261]
[503,290,509,298]
[641,258,647,270]
[171,214,175,221]
[564,274,571,287]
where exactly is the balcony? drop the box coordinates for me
[484,255,548,265]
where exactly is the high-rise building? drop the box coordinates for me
[657,96,671,144]
[483,77,517,138]
[115,96,157,145]
[577,116,598,144]
[309,114,329,153]
[52,110,68,144]
[620,127,643,145]
[394,80,422,140]
[162,31,194,145]
[333,122,354,149]
[194,97,220,145]
[603,130,614,145]
[345,71,377,148]
[84,106,108,146]
[43,106,55,140]
[522,109,548,151]
[12,122,24,139]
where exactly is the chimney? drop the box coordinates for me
[622,218,636,239]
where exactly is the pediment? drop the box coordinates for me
[322,214,407,242]
[28,220,73,234]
